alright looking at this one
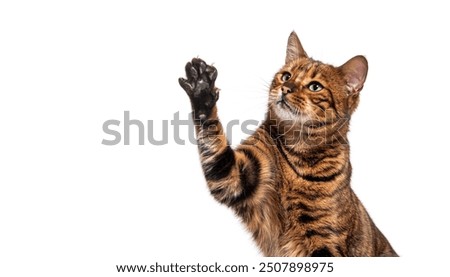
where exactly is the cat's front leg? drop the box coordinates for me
[178,58,254,205]
[178,58,219,122]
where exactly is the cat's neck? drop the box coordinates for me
[262,116,350,154]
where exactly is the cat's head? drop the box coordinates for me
[269,32,368,129]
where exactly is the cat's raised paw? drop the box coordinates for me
[178,58,219,120]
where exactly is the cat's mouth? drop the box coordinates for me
[276,96,297,114]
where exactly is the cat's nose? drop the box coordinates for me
[282,82,296,95]
[282,86,291,94]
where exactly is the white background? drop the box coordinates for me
[1,0,449,276]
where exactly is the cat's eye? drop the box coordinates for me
[307,81,323,92]
[281,72,291,82]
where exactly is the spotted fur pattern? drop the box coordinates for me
[178,32,397,257]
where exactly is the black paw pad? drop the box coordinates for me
[179,58,219,120]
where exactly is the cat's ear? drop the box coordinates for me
[286,31,308,63]
[340,55,368,94]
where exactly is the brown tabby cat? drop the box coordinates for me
[178,32,397,257]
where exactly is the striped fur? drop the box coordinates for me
[178,32,397,257]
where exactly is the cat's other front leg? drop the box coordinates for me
[178,58,219,122]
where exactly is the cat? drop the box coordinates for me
[178,31,398,257]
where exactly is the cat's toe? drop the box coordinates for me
[206,65,218,83]
[184,61,199,82]
[192,58,207,75]
[178,77,194,96]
